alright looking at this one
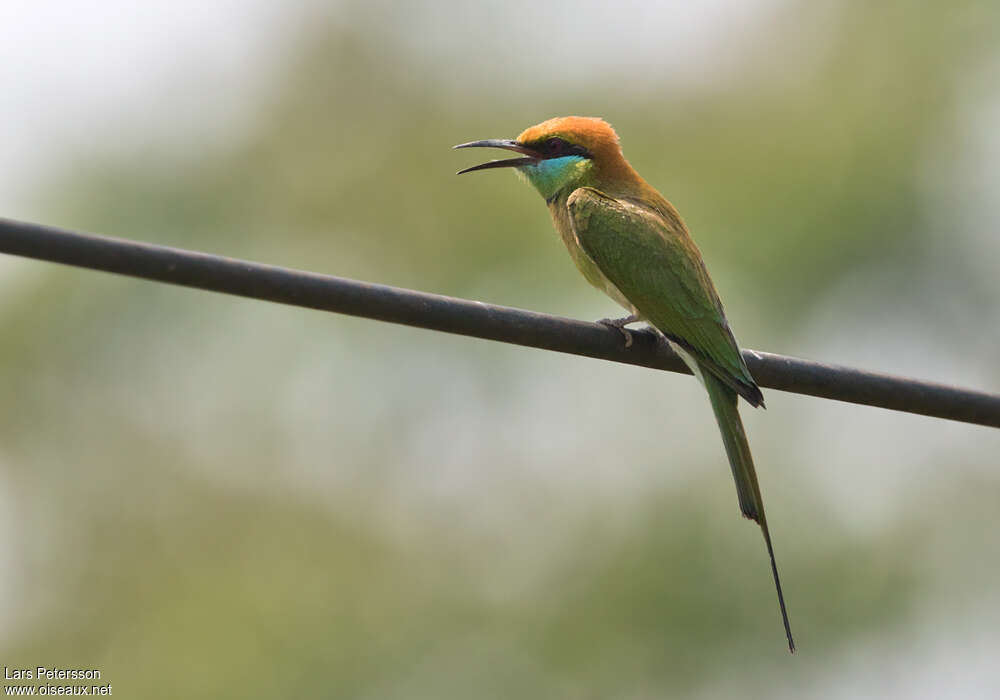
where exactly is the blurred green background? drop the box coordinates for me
[2,0,1000,696]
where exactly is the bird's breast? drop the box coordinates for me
[548,193,636,313]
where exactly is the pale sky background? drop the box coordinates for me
[1,0,291,206]
[0,0,786,208]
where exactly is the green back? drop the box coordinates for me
[567,186,761,405]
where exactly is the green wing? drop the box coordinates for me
[569,186,794,650]
[567,186,762,406]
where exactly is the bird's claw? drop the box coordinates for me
[598,314,641,349]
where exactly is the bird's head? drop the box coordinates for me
[455,116,630,201]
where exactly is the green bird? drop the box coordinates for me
[455,116,794,651]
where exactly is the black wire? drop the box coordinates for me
[2,216,998,428]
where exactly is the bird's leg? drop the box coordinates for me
[598,313,642,348]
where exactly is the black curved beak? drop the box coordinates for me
[453,139,541,174]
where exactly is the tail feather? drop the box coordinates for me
[703,370,795,653]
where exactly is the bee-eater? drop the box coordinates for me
[455,116,794,651]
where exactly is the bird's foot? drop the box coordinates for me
[598,314,642,348]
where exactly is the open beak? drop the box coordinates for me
[453,139,541,174]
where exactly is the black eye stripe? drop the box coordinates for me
[535,137,591,159]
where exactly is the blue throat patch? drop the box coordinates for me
[518,155,589,201]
